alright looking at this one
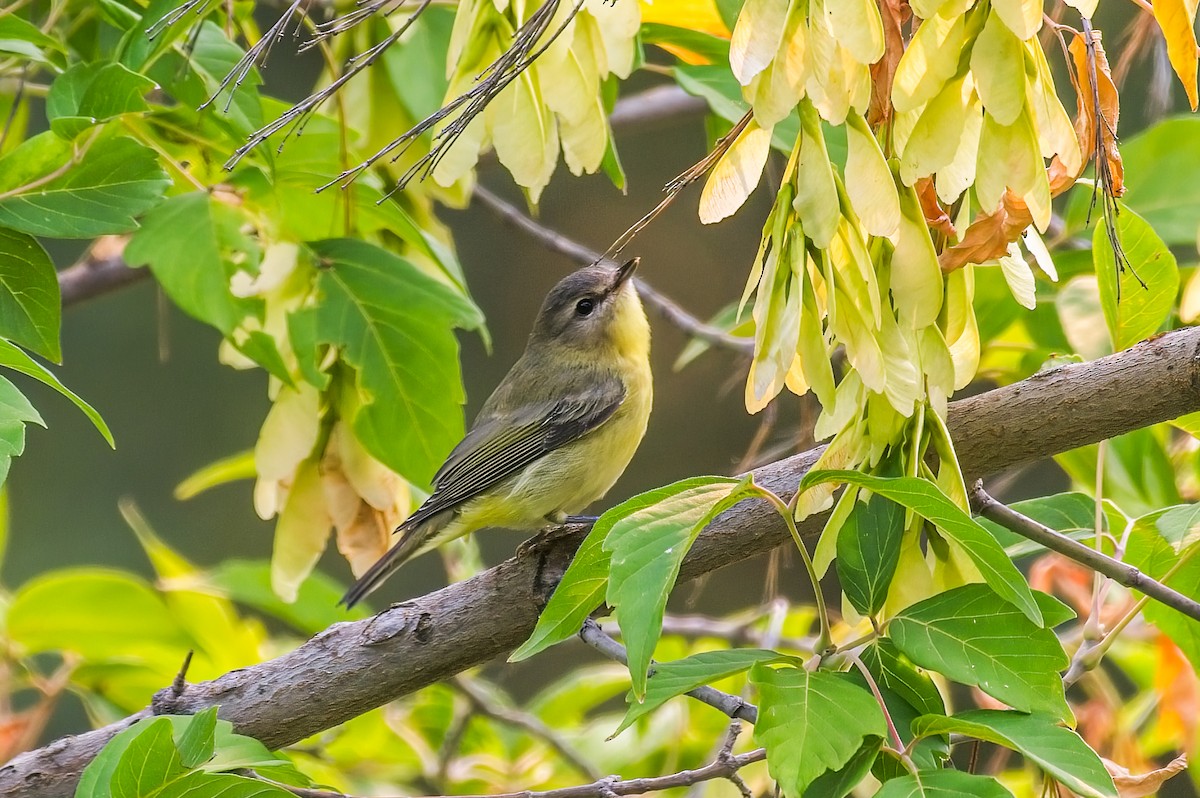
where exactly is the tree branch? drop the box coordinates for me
[5,327,1200,797]
[578,619,759,724]
[969,482,1200,622]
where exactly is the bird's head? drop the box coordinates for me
[530,258,649,359]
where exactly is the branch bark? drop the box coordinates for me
[5,328,1200,797]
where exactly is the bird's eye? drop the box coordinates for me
[575,298,595,316]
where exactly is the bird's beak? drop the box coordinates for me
[613,257,639,290]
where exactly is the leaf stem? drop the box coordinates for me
[757,487,832,654]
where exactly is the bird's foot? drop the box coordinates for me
[517,515,597,557]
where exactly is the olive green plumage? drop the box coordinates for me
[342,259,653,608]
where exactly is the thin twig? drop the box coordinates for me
[579,620,759,724]
[970,482,1200,622]
[451,675,601,781]
[470,184,754,355]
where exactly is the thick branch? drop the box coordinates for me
[969,482,1200,622]
[5,328,1200,797]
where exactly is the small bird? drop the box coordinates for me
[342,258,652,608]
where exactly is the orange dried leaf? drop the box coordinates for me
[1104,754,1188,798]
[938,190,1033,273]
[868,0,907,125]
[1068,30,1124,195]
[915,178,955,238]
[1152,0,1199,110]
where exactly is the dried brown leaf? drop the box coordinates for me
[868,0,907,125]
[938,190,1032,272]
[1103,754,1188,798]
[915,178,955,238]
[1068,29,1124,195]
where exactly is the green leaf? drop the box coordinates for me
[46,62,157,139]
[0,15,64,66]
[0,338,114,446]
[8,568,189,661]
[860,639,944,718]
[0,227,60,361]
[206,560,370,635]
[0,133,169,238]
[975,491,1099,559]
[151,21,263,139]
[292,239,481,486]
[175,450,256,500]
[889,584,1070,720]
[177,707,218,769]
[605,476,746,698]
[613,649,785,736]
[110,717,186,797]
[874,770,1015,798]
[125,193,261,334]
[380,9,453,121]
[641,23,731,63]
[801,471,1042,625]
[1093,205,1178,351]
[802,738,881,798]
[750,664,887,796]
[912,711,1116,798]
[1157,503,1200,550]
[836,492,905,616]
[154,772,295,798]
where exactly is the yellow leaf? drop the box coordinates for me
[793,101,840,246]
[1153,0,1200,110]
[1056,275,1111,360]
[974,107,1042,217]
[489,68,559,204]
[830,280,886,392]
[1026,40,1082,175]
[845,113,900,237]
[1021,226,1057,280]
[699,119,772,224]
[891,175,944,328]
[934,93,981,203]
[584,0,641,79]
[253,383,320,520]
[1062,0,1100,17]
[730,0,790,85]
[996,241,1036,309]
[747,229,802,412]
[561,99,608,176]
[747,2,807,126]
[798,261,835,406]
[878,312,922,415]
[271,459,332,603]
[920,325,956,407]
[827,0,885,65]
[798,419,865,520]
[991,0,1041,39]
[1181,268,1200,322]
[805,1,870,124]
[970,10,1025,126]
[332,421,410,514]
[539,19,601,124]
[639,0,729,36]
[892,10,969,114]
[901,75,974,186]
[830,212,883,328]
[943,267,980,390]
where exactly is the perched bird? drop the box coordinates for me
[342,258,652,608]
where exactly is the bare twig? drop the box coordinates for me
[579,620,759,724]
[451,676,601,781]
[969,482,1200,622]
[470,185,754,355]
[7,329,1200,798]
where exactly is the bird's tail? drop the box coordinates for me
[340,515,447,609]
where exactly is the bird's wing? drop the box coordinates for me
[402,375,627,529]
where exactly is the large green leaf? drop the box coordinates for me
[110,717,186,797]
[912,711,1116,798]
[177,708,218,769]
[874,770,1015,798]
[0,338,114,446]
[153,772,295,798]
[889,585,1070,719]
[801,471,1042,625]
[837,492,905,616]
[803,738,882,798]
[641,23,731,64]
[46,61,156,139]
[0,227,59,361]
[606,476,747,698]
[151,21,263,139]
[125,193,261,335]
[291,239,481,486]
[1093,205,1178,351]
[613,648,786,736]
[510,476,736,663]
[0,133,168,238]
[751,664,887,796]
[860,640,944,718]
[8,569,188,663]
